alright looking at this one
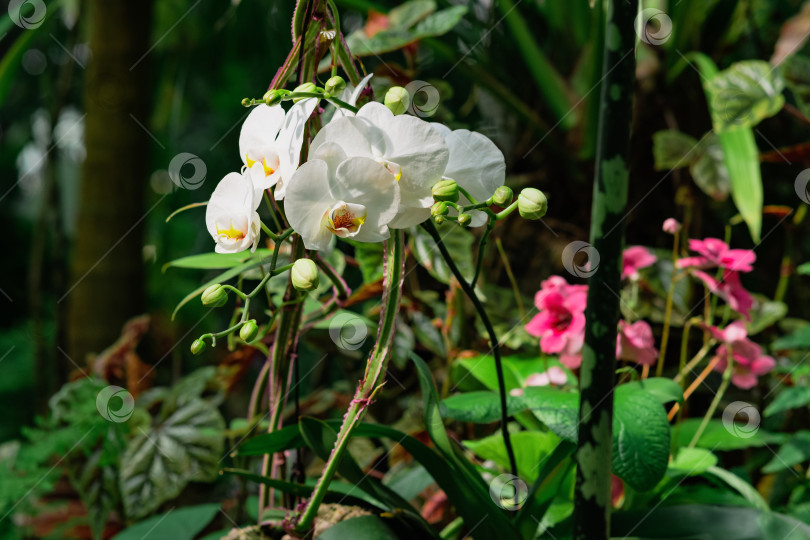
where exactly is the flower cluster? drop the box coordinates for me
[204,81,514,254]
[705,321,775,389]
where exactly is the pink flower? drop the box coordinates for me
[525,366,567,387]
[707,321,775,389]
[677,238,756,273]
[622,246,657,280]
[526,276,587,368]
[616,320,658,366]
[662,218,681,235]
[693,270,754,320]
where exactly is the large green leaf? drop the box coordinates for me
[772,325,810,350]
[706,60,785,133]
[622,377,684,405]
[762,431,810,474]
[705,466,768,510]
[765,386,810,417]
[441,391,527,423]
[317,515,399,540]
[464,431,560,481]
[652,130,700,170]
[689,133,731,201]
[112,504,219,540]
[675,418,786,450]
[611,505,810,539]
[668,447,718,476]
[162,249,273,271]
[688,53,763,242]
[119,397,225,520]
[612,384,671,491]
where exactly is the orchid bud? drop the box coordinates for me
[263,90,282,106]
[291,258,320,292]
[240,320,259,343]
[241,98,251,107]
[518,188,548,220]
[324,76,346,96]
[190,338,206,355]
[201,284,228,307]
[293,82,317,102]
[384,86,410,115]
[431,201,449,217]
[432,179,459,203]
[662,218,681,235]
[457,213,472,226]
[491,185,513,206]
[433,215,446,224]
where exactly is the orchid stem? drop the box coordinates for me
[421,220,518,479]
[688,350,733,448]
[656,231,681,377]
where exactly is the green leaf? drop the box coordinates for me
[747,296,788,335]
[668,447,718,476]
[612,384,671,491]
[675,418,786,450]
[762,431,810,474]
[688,53,763,242]
[464,431,561,481]
[772,325,810,350]
[652,130,700,170]
[410,221,476,284]
[706,60,785,133]
[797,262,810,275]
[162,249,273,271]
[234,424,304,456]
[388,0,435,28]
[622,377,684,405]
[782,54,810,118]
[441,391,526,423]
[453,355,522,393]
[689,133,731,201]
[705,466,768,510]
[119,397,225,520]
[764,386,810,417]
[317,515,399,540]
[112,504,219,540]
[521,387,581,442]
[612,505,810,539]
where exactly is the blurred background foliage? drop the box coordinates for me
[2,0,810,537]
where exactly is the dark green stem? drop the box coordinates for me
[422,220,518,479]
[572,1,637,539]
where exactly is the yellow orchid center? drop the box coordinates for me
[216,220,246,240]
[380,160,402,182]
[324,202,367,238]
[246,151,279,177]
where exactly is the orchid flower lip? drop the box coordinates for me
[324,201,367,238]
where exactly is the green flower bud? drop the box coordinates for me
[324,76,346,97]
[518,188,548,220]
[433,215,446,224]
[291,258,320,292]
[240,320,259,343]
[201,284,228,307]
[263,90,282,106]
[241,98,251,107]
[384,86,410,116]
[491,185,513,206]
[432,179,459,203]
[457,213,472,226]
[190,338,206,355]
[293,82,317,102]
[431,201,449,217]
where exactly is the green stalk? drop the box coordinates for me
[572,1,637,538]
[688,347,733,448]
[656,231,682,377]
[422,220,518,478]
[293,230,405,533]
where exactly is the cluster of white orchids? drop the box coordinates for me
[204,75,548,259]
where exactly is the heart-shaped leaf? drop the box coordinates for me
[707,60,785,133]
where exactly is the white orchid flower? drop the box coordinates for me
[432,124,506,227]
[205,163,266,253]
[284,142,400,251]
[238,98,318,200]
[310,101,449,229]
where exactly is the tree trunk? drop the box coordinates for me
[64,0,153,364]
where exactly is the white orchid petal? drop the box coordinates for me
[276,97,318,177]
[239,104,285,167]
[349,73,374,106]
[443,129,505,202]
[333,157,400,240]
[205,170,260,253]
[285,160,337,250]
[387,206,431,229]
